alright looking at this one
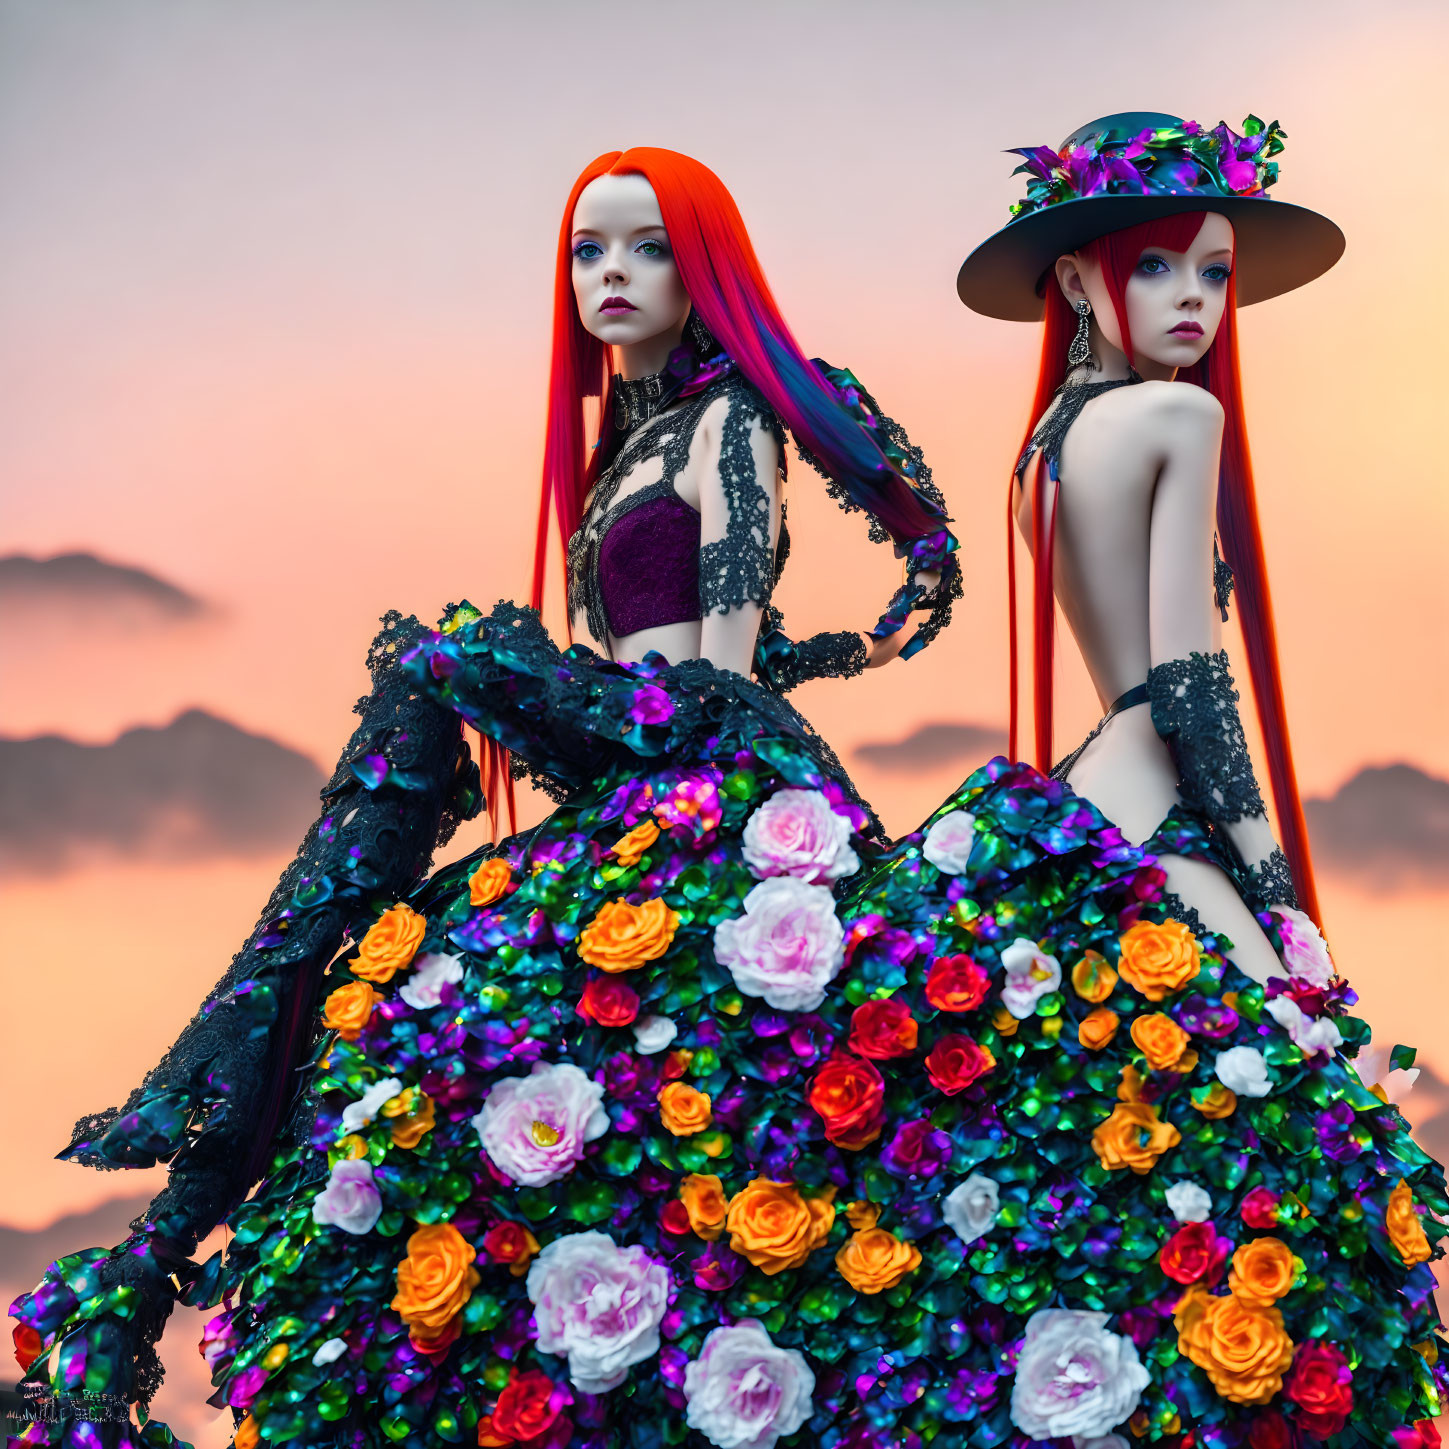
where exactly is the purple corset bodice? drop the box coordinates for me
[596,492,702,638]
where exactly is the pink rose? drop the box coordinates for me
[714,877,845,1012]
[311,1157,382,1235]
[398,951,464,1010]
[922,809,977,875]
[684,1320,815,1449]
[741,789,860,885]
[526,1230,671,1393]
[1271,906,1335,987]
[1011,1309,1150,1436]
[471,1062,609,1187]
[999,938,1062,1019]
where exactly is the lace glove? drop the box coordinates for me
[1146,649,1299,914]
[11,610,482,1430]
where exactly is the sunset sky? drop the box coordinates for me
[2,1,1446,1441]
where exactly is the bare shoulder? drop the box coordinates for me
[1066,381,1222,479]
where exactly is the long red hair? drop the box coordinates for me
[1008,213,1321,922]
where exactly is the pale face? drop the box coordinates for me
[570,173,692,352]
[1065,211,1236,372]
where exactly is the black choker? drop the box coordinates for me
[612,346,726,434]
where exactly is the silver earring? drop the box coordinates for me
[1067,299,1093,370]
[687,310,715,357]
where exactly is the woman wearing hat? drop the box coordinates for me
[829,115,1446,1438]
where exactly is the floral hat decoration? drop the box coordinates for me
[956,110,1345,320]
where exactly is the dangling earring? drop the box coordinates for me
[687,309,716,357]
[1067,298,1094,373]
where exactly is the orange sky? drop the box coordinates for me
[2,4,1447,1437]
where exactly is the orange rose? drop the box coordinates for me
[1078,1007,1120,1051]
[835,1228,922,1295]
[1227,1236,1298,1307]
[1387,1179,1433,1267]
[336,1133,369,1160]
[1091,1100,1181,1174]
[659,1082,713,1137]
[578,897,679,972]
[679,1173,728,1240]
[1118,1063,1145,1102]
[725,1177,835,1275]
[610,820,661,868]
[1130,1013,1192,1071]
[1192,1081,1238,1119]
[391,1222,481,1331]
[1117,919,1201,1002]
[350,903,427,984]
[1174,1284,1295,1405]
[845,1201,881,1230]
[234,1415,261,1449]
[991,1007,1020,1038]
[323,980,380,1041]
[390,1093,436,1150]
[469,858,513,908]
[1071,950,1119,1003]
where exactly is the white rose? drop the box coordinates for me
[1266,993,1344,1056]
[942,1173,1000,1246]
[526,1230,671,1394]
[1214,1046,1273,1098]
[631,1015,677,1055]
[310,1158,382,1235]
[740,788,860,885]
[1011,1309,1150,1437]
[999,937,1062,1020]
[684,1320,815,1449]
[1270,905,1336,986]
[398,951,464,1010]
[1164,1180,1212,1224]
[340,1076,404,1134]
[311,1337,349,1366]
[472,1061,609,1188]
[922,809,978,875]
[713,876,845,1012]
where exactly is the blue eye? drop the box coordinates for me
[635,238,670,258]
[1137,255,1170,276]
[1203,263,1233,283]
[572,240,603,261]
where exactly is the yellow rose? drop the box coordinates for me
[835,1228,922,1295]
[468,858,513,908]
[1078,1007,1120,1051]
[725,1178,835,1275]
[1117,919,1201,1001]
[391,1222,480,1332]
[350,903,427,984]
[679,1174,728,1240]
[1174,1284,1294,1405]
[336,1133,369,1160]
[991,1007,1020,1038]
[390,1093,436,1150]
[659,1082,713,1137]
[578,897,680,973]
[610,820,661,868]
[1227,1236,1298,1307]
[1130,1013,1192,1071]
[1071,950,1119,1003]
[323,980,380,1042]
[1387,1179,1433,1267]
[1091,1100,1181,1174]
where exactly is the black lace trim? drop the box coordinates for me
[699,380,783,617]
[1014,374,1142,480]
[1147,649,1266,825]
[1213,536,1236,622]
[1157,890,1210,939]
[1243,845,1299,914]
[753,608,868,694]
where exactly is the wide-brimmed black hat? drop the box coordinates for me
[956,111,1345,321]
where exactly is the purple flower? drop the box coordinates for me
[628,684,674,726]
[881,1119,952,1180]
[690,1241,747,1292]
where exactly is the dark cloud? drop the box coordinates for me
[1305,763,1449,886]
[0,710,324,872]
[0,552,208,622]
[854,721,1008,775]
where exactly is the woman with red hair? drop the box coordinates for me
[832,113,1446,1437]
[13,150,961,1449]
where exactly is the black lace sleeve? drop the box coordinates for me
[19,610,482,1416]
[698,379,786,617]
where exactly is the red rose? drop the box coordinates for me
[409,1312,462,1358]
[490,1368,571,1444]
[923,1033,996,1095]
[1284,1340,1353,1440]
[12,1323,43,1372]
[659,1199,692,1235]
[808,1054,886,1149]
[849,998,918,1060]
[577,975,640,1027]
[925,954,991,1012]
[1158,1221,1230,1286]
[482,1220,540,1277]
[1239,1186,1280,1229]
[1246,1412,1299,1449]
